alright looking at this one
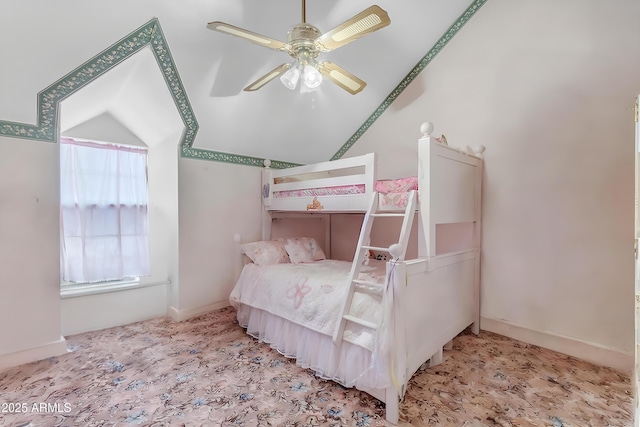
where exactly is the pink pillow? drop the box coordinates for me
[375,177,418,194]
[241,240,290,265]
[285,237,326,264]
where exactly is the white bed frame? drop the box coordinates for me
[246,123,484,424]
[261,151,377,213]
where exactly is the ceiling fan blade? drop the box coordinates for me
[314,5,390,52]
[244,63,291,92]
[207,21,289,52]
[317,62,366,95]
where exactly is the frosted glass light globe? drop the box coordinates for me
[303,65,323,89]
[280,66,300,90]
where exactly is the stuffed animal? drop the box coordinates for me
[363,249,372,266]
[306,196,324,211]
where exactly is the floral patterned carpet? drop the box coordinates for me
[0,306,633,426]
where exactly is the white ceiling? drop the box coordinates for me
[59,47,185,148]
[198,0,475,164]
[0,0,478,165]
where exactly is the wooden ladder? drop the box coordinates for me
[332,190,417,344]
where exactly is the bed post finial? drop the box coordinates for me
[264,159,272,168]
[473,146,486,156]
[420,122,434,138]
[389,243,403,260]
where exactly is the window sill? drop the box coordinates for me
[60,279,170,299]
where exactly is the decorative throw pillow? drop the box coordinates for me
[375,177,419,194]
[241,240,290,265]
[285,237,326,264]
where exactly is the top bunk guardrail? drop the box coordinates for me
[261,121,486,215]
[262,152,377,212]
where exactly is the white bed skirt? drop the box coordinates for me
[235,303,388,391]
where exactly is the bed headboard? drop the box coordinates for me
[417,127,484,258]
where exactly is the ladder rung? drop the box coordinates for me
[343,335,357,345]
[353,279,383,289]
[353,286,383,297]
[353,280,384,295]
[343,315,378,330]
[370,213,405,218]
[343,334,377,345]
[361,245,389,252]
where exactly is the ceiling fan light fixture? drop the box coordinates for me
[280,64,301,90]
[302,65,323,89]
[299,81,317,93]
[208,3,390,95]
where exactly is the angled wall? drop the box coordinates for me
[0,19,192,368]
[346,0,640,371]
[59,49,184,334]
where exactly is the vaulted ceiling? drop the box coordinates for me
[0,0,484,165]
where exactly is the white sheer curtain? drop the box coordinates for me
[60,137,151,283]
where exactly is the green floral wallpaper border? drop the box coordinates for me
[0,0,486,169]
[0,18,199,149]
[180,146,300,169]
[331,0,488,160]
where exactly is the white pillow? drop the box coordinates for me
[285,237,326,264]
[240,240,290,265]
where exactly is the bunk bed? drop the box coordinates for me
[230,122,485,424]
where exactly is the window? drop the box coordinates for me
[59,137,151,283]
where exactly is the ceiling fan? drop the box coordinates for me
[207,1,390,95]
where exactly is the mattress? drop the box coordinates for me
[272,176,418,209]
[272,184,366,199]
[230,259,394,389]
[230,259,386,350]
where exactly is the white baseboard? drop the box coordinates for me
[168,301,230,322]
[0,337,68,373]
[481,317,633,373]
